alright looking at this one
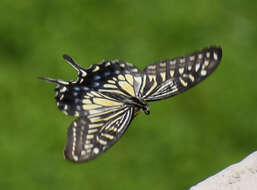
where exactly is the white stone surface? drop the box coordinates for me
[190,151,257,190]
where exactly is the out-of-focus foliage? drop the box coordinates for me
[0,0,256,189]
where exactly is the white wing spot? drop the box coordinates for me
[86,135,94,139]
[195,63,201,72]
[93,147,99,154]
[71,127,77,160]
[73,155,78,161]
[179,77,188,87]
[79,78,84,83]
[180,58,186,63]
[60,94,64,100]
[81,150,86,156]
[189,74,195,82]
[213,52,218,60]
[86,149,91,153]
[82,99,91,104]
[88,129,98,134]
[204,60,209,67]
[190,56,195,61]
[81,70,87,77]
[169,60,176,65]
[198,54,203,59]
[84,144,93,149]
[126,62,133,66]
[148,65,156,70]
[170,70,175,77]
[160,62,166,67]
[201,70,207,76]
[160,72,166,81]
[118,75,125,81]
[74,111,79,116]
[73,125,76,135]
[92,66,100,72]
[206,52,210,58]
[107,80,116,84]
[101,133,114,140]
[60,86,67,93]
[188,65,192,71]
[98,138,107,145]
[89,123,104,128]
[179,68,184,74]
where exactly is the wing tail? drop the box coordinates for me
[63,54,88,77]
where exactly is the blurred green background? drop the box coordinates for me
[1,0,257,189]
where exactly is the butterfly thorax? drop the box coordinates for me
[121,96,150,115]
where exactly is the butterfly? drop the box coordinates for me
[39,46,222,163]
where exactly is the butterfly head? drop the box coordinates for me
[142,104,150,115]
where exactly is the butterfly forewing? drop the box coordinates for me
[141,46,222,101]
[64,106,134,162]
[50,58,141,116]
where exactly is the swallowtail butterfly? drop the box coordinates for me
[39,46,222,163]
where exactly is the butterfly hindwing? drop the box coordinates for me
[64,106,134,162]
[141,46,222,101]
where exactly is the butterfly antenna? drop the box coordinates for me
[38,77,69,85]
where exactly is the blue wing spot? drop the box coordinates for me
[115,70,120,74]
[76,105,81,111]
[74,98,80,103]
[74,86,81,91]
[82,86,89,91]
[104,71,111,77]
[93,75,101,80]
[73,92,78,96]
[81,112,88,116]
[92,82,100,87]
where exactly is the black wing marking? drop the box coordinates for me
[141,46,222,101]
[64,106,134,162]
[39,55,141,116]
